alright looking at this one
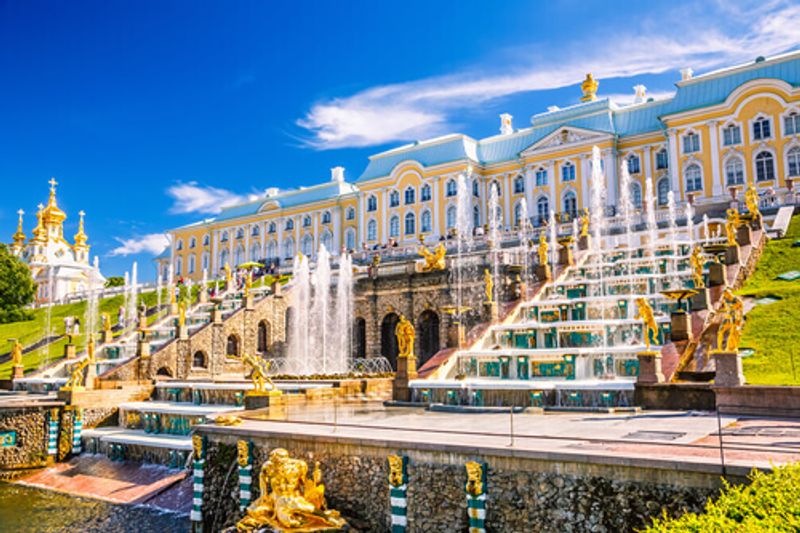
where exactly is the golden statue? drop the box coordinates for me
[10,340,23,368]
[537,232,549,265]
[484,268,493,303]
[236,448,346,532]
[237,440,250,467]
[177,300,186,328]
[635,297,659,351]
[86,334,96,363]
[744,184,761,223]
[465,461,484,496]
[237,353,277,396]
[169,286,177,306]
[224,262,233,288]
[395,314,415,358]
[62,358,90,391]
[216,414,243,426]
[716,288,744,352]
[418,242,446,271]
[579,209,590,238]
[580,73,599,102]
[101,313,111,333]
[725,208,740,247]
[388,455,405,487]
[244,271,253,297]
[690,246,706,289]
[192,434,204,460]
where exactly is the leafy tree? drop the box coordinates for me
[0,244,35,323]
[105,276,125,288]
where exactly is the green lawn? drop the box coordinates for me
[737,215,800,386]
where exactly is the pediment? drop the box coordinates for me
[521,126,613,156]
[258,200,281,213]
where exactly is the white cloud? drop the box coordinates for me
[109,233,170,257]
[167,182,262,215]
[297,2,800,149]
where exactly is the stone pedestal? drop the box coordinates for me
[63,343,76,359]
[244,294,255,310]
[392,355,418,402]
[170,302,179,315]
[137,339,151,358]
[244,390,283,410]
[534,264,552,281]
[558,246,574,267]
[708,262,728,287]
[85,361,97,390]
[212,308,223,324]
[447,321,466,348]
[690,288,711,311]
[713,351,745,387]
[12,365,24,379]
[636,351,665,384]
[736,225,752,247]
[578,235,590,251]
[483,301,498,323]
[670,312,692,342]
[176,325,189,340]
[272,280,282,297]
[198,289,208,304]
[101,330,113,344]
[724,245,741,265]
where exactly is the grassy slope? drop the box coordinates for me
[737,215,800,385]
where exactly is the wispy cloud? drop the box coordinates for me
[297,2,800,149]
[167,182,262,215]
[109,233,170,257]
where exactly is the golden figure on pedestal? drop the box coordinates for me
[10,340,23,368]
[465,461,484,496]
[177,300,186,328]
[537,232,549,265]
[237,440,250,467]
[395,315,415,358]
[101,313,111,333]
[690,246,706,289]
[244,271,253,297]
[635,298,659,351]
[725,208,740,247]
[418,242,446,271]
[388,455,404,487]
[579,209,590,238]
[63,358,90,391]
[236,448,346,532]
[716,288,744,352]
[224,262,233,289]
[236,353,277,396]
[745,184,761,224]
[484,268,493,303]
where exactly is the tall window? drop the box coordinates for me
[175,256,183,275]
[535,168,547,186]
[404,186,415,205]
[473,205,480,228]
[561,162,575,182]
[472,180,479,197]
[657,178,670,206]
[251,225,259,236]
[421,184,431,202]
[301,235,313,256]
[389,216,400,238]
[285,219,294,231]
[176,239,184,251]
[283,238,294,258]
[723,124,741,146]
[236,228,244,239]
[268,222,276,233]
[446,179,457,197]
[536,196,549,224]
[785,112,800,135]
[421,210,432,232]
[346,207,356,220]
[404,212,415,235]
[189,237,196,249]
[514,202,523,226]
[655,149,669,170]
[321,231,332,252]
[682,132,700,153]
[563,191,577,218]
[345,229,356,250]
[755,151,775,182]
[513,175,525,194]
[446,205,457,229]
[267,241,277,258]
[203,234,210,246]
[631,183,642,209]
[302,216,311,228]
[390,191,400,207]
[202,252,209,271]
[188,254,196,274]
[367,220,377,241]
[684,164,703,192]
[321,211,331,224]
[627,155,641,174]
[753,117,771,140]
[491,180,502,196]
[367,195,378,212]
[725,158,745,185]
[788,147,800,177]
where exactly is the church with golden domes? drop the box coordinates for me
[9,178,105,304]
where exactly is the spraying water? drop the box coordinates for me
[589,146,609,372]
[333,253,354,370]
[488,183,501,302]
[702,214,709,244]
[517,198,530,285]
[666,191,678,257]
[548,209,557,272]
[126,262,138,330]
[685,202,695,250]
[455,173,474,318]
[644,177,658,258]
[311,245,332,373]
[618,159,635,250]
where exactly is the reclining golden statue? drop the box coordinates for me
[418,242,446,271]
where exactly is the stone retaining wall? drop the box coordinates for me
[0,404,55,477]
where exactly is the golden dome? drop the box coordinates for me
[31,204,46,243]
[12,209,26,246]
[73,210,89,249]
[40,177,66,226]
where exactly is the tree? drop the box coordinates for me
[0,244,35,323]
[105,276,125,288]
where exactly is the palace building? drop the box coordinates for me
[9,179,105,303]
[159,51,800,281]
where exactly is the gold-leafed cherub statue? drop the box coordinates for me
[716,288,744,352]
[484,268,493,303]
[236,448,346,532]
[395,314,415,358]
[418,242,446,271]
[635,297,659,351]
[690,246,706,289]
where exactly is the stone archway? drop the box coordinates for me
[226,334,240,357]
[418,310,440,366]
[156,366,173,378]
[192,350,208,369]
[257,320,271,353]
[353,317,367,358]
[381,313,400,370]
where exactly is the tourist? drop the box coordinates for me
[118,306,125,326]
[73,318,80,336]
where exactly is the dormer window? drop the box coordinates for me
[390,190,400,207]
[446,179,457,197]
[784,112,800,135]
[627,154,641,174]
[723,124,741,146]
[753,117,772,140]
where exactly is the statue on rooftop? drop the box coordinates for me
[236,448,346,532]
[635,298,659,351]
[690,246,706,289]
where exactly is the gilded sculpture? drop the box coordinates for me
[236,353,277,396]
[579,209,590,238]
[484,268,493,303]
[192,434,204,460]
[86,334,96,363]
[216,414,243,426]
[101,312,111,333]
[62,357,90,391]
[10,340,23,368]
[244,271,253,297]
[395,315,415,358]
[635,297,659,351]
[224,262,233,289]
[465,461,484,496]
[744,184,761,224]
[418,242,446,271]
[580,73,599,102]
[388,455,405,487]
[716,288,744,352]
[725,208,740,247]
[178,300,186,328]
[236,448,346,532]
[537,233,549,265]
[690,246,706,289]
[237,440,251,467]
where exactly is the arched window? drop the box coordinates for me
[202,252,209,271]
[725,158,745,185]
[563,191,577,218]
[301,234,313,256]
[655,149,669,170]
[785,112,800,135]
[203,234,210,246]
[251,225,259,236]
[176,239,184,251]
[535,168,547,186]
[302,215,312,228]
[257,321,271,352]
[513,175,525,194]
[219,249,229,268]
[446,205,457,229]
[267,241,277,259]
[175,256,183,275]
[627,154,641,174]
[755,151,775,182]
[345,228,356,250]
[389,215,400,238]
[321,231,333,252]
[404,212,416,235]
[389,190,400,207]
[283,238,294,259]
[188,254,196,274]
[446,179,457,197]
[367,219,377,241]
[788,147,800,177]
[513,202,524,227]
[189,237,197,249]
[682,132,700,153]
[473,205,480,228]
[472,180,480,197]
[631,182,642,209]
[421,210,432,233]
[321,211,331,224]
[657,178,670,206]
[367,195,378,212]
[723,124,741,146]
[221,231,229,242]
[226,335,240,357]
[285,219,294,231]
[536,196,549,225]
[561,162,576,182]
[268,222,276,233]
[753,116,771,140]
[234,245,244,266]
[685,164,703,192]
[491,180,502,196]
[236,228,244,239]
[346,207,356,220]
[250,244,259,262]
[404,186,415,205]
[192,351,207,368]
[421,184,431,202]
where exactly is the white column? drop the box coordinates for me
[261,221,267,260]
[432,176,440,237]
[333,208,342,253]
[643,145,653,181]
[211,230,218,275]
[524,165,534,216]
[358,195,365,246]
[313,212,319,255]
[277,220,284,259]
[227,231,233,266]
[547,161,557,218]
[708,121,723,197]
[244,224,250,262]
[382,191,389,242]
[667,129,681,194]
[295,218,300,254]
[580,157,590,209]
[604,149,618,211]
[502,173,512,229]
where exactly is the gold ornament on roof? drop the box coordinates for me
[690,246,706,289]
[418,242,446,271]
[580,73,599,102]
[395,314,415,358]
[635,297,659,351]
[716,288,744,352]
[236,448,346,532]
[73,210,89,249]
[12,209,26,248]
[41,177,66,228]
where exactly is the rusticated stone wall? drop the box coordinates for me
[0,404,54,477]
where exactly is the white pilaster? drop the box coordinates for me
[667,129,681,195]
[708,121,723,197]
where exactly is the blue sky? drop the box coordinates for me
[1,0,798,280]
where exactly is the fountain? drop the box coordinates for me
[454,172,474,319]
[487,183,501,302]
[618,159,635,250]
[644,177,658,258]
[126,262,138,330]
